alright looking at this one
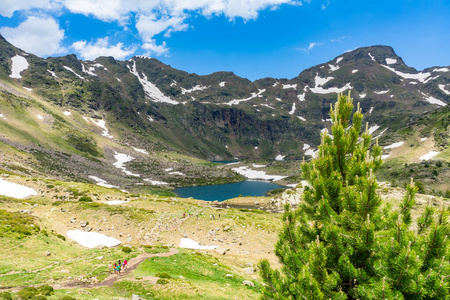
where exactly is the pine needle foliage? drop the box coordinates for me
[259,92,450,299]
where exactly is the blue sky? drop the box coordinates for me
[0,0,449,81]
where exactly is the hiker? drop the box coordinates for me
[108,262,113,274]
[123,259,128,270]
[113,262,117,274]
[116,263,121,275]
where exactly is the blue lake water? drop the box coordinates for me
[174,181,286,202]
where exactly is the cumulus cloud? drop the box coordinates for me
[71,37,136,60]
[0,16,65,57]
[136,14,188,40]
[0,0,53,18]
[142,40,169,56]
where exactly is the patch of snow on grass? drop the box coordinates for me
[181,85,210,94]
[438,84,450,95]
[275,155,285,161]
[368,125,379,135]
[384,141,404,149]
[372,128,388,140]
[116,77,121,82]
[37,115,43,120]
[133,147,148,154]
[128,60,178,105]
[261,104,275,109]
[147,115,154,122]
[253,164,266,168]
[303,143,310,150]
[143,178,169,185]
[381,65,431,82]
[289,103,296,115]
[420,151,439,161]
[81,64,96,76]
[297,93,305,101]
[165,168,173,172]
[374,90,389,94]
[63,66,86,80]
[282,84,297,89]
[90,118,113,138]
[63,111,71,116]
[352,69,358,73]
[369,107,374,114]
[180,238,217,250]
[232,166,287,181]
[381,154,391,160]
[309,83,352,94]
[104,200,128,205]
[385,58,397,64]
[420,137,428,142]
[305,148,317,158]
[89,176,118,188]
[368,53,376,61]
[0,179,37,199]
[23,87,32,91]
[67,230,121,248]
[297,116,306,121]
[359,93,366,98]
[10,55,29,79]
[47,70,57,78]
[336,57,343,64]
[114,152,140,177]
[219,81,226,87]
[275,98,282,101]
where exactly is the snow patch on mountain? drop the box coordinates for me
[336,57,343,64]
[420,151,439,161]
[89,176,118,188]
[360,93,366,98]
[0,179,37,199]
[328,64,339,72]
[113,152,140,177]
[369,107,374,114]
[81,64,96,76]
[133,147,148,154]
[315,75,334,86]
[308,83,352,95]
[433,67,449,72]
[219,81,226,87]
[282,84,297,89]
[143,178,169,185]
[438,84,450,95]
[10,55,29,79]
[275,155,285,161]
[385,58,397,64]
[297,116,306,121]
[297,93,305,101]
[384,141,404,149]
[368,125,380,135]
[90,118,113,138]
[421,92,447,106]
[303,143,310,150]
[352,69,358,73]
[368,53,376,61]
[128,60,178,105]
[63,66,86,80]
[224,89,265,105]
[47,70,57,78]
[232,166,286,181]
[381,65,431,83]
[374,90,389,94]
[181,85,210,94]
[289,103,296,115]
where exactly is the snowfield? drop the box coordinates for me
[384,141,404,149]
[10,55,29,79]
[114,152,140,177]
[224,89,265,106]
[67,230,121,248]
[232,166,286,181]
[0,179,37,199]
[89,176,118,188]
[438,84,450,95]
[381,64,431,83]
[180,238,217,250]
[420,151,439,161]
[385,58,397,64]
[63,66,86,80]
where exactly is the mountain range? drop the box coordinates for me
[0,34,449,193]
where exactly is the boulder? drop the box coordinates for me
[243,280,255,287]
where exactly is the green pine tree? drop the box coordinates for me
[259,92,450,299]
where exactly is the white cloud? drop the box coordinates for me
[0,0,53,18]
[136,13,188,40]
[71,37,136,60]
[321,1,330,10]
[0,16,65,57]
[142,40,169,56]
[308,42,321,50]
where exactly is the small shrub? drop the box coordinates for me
[0,292,12,300]
[156,278,169,285]
[78,196,92,202]
[46,185,54,189]
[31,296,47,300]
[56,234,66,241]
[121,246,132,253]
[37,284,53,296]
[436,161,443,167]
[432,169,439,176]
[156,272,172,279]
[17,287,38,299]
[58,296,77,300]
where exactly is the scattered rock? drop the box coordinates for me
[70,217,76,223]
[80,221,88,227]
[226,274,233,278]
[131,295,144,300]
[244,267,255,274]
[223,226,231,232]
[245,262,254,267]
[127,236,132,242]
[96,256,104,260]
[20,209,32,214]
[85,226,93,232]
[243,280,255,287]
[44,251,51,256]
[218,239,224,243]
[96,245,105,250]
[183,234,188,238]
[208,230,216,237]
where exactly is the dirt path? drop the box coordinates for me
[53,247,179,290]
